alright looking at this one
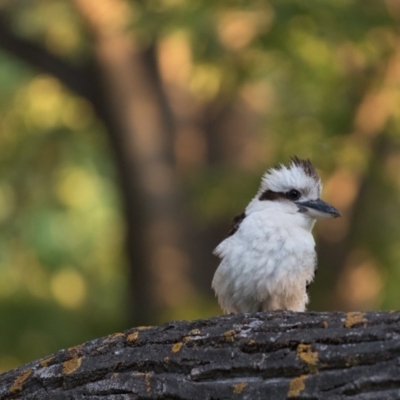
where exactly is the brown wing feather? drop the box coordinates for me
[228,212,246,236]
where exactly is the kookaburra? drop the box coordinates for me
[212,157,341,313]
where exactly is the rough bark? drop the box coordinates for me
[1,311,400,399]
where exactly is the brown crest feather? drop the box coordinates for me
[290,156,319,181]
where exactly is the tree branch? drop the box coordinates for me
[0,14,95,102]
[0,311,399,399]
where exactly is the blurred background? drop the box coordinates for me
[0,0,399,371]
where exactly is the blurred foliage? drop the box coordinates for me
[0,0,400,371]
[0,59,127,370]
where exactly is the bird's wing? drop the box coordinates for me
[227,212,246,236]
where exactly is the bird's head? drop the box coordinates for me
[250,156,341,222]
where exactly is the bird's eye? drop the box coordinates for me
[287,189,301,200]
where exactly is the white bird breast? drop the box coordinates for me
[212,209,317,313]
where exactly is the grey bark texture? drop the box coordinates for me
[0,311,399,399]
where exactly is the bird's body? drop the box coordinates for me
[212,157,340,313]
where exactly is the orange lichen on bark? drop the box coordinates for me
[60,343,84,375]
[223,330,237,342]
[296,344,319,373]
[233,382,247,394]
[9,369,33,393]
[39,356,55,368]
[344,312,366,328]
[145,373,152,393]
[126,331,139,343]
[171,342,183,353]
[62,357,82,375]
[288,375,307,397]
[103,332,124,343]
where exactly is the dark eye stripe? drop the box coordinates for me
[259,190,287,201]
[260,189,302,201]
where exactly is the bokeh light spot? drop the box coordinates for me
[56,168,99,209]
[50,268,86,309]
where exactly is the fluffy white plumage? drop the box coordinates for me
[212,157,340,313]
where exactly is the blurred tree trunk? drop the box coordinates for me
[315,50,400,311]
[0,0,203,325]
[72,0,195,325]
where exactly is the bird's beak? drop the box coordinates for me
[295,199,341,219]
